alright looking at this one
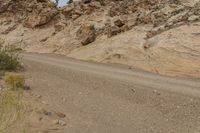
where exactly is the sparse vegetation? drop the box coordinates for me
[0,39,22,71]
[0,89,24,133]
[0,39,25,132]
[4,72,25,90]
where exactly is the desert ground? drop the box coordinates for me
[0,0,200,132]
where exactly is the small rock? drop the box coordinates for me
[40,37,49,42]
[107,25,121,38]
[55,112,66,118]
[153,90,157,93]
[114,19,124,27]
[58,120,67,126]
[188,15,199,21]
[131,89,135,93]
[34,94,42,98]
[153,90,161,95]
[52,119,59,125]
[24,85,31,90]
[143,42,151,49]
[38,117,43,121]
[41,109,52,116]
[42,101,48,105]
[44,111,51,116]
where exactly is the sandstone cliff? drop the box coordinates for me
[0,0,200,77]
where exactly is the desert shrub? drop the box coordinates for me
[0,39,22,71]
[4,72,25,90]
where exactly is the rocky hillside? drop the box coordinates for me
[0,0,200,77]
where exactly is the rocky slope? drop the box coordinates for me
[0,0,200,77]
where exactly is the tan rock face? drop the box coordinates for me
[1,0,200,77]
[69,23,200,77]
[0,0,58,27]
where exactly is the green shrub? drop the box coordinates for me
[0,39,22,71]
[4,72,25,90]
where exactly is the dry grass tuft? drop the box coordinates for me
[4,73,25,90]
[0,89,25,133]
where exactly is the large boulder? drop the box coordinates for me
[24,9,58,28]
[77,24,96,45]
[23,1,58,28]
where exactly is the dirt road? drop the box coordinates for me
[23,53,200,133]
